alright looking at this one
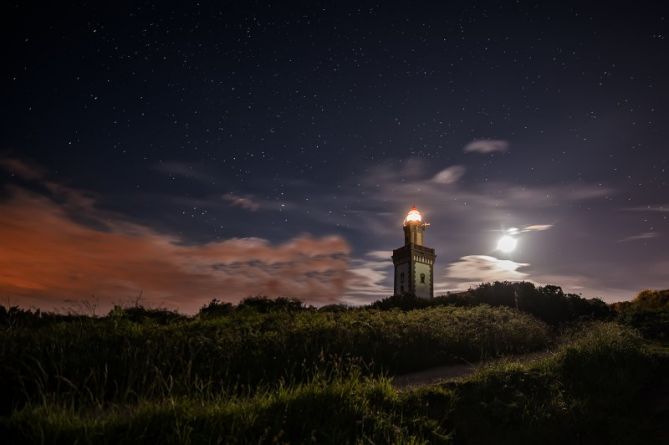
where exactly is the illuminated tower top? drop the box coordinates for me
[402,206,430,246]
[404,207,422,224]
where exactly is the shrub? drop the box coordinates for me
[237,296,308,313]
[197,299,234,318]
[633,289,669,310]
[613,289,669,340]
[373,281,613,326]
[107,305,186,325]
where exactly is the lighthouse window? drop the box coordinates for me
[420,273,426,284]
[400,272,405,283]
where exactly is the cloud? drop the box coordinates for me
[343,251,393,304]
[623,205,669,213]
[463,139,509,154]
[357,159,611,221]
[366,250,393,260]
[446,255,530,281]
[432,165,466,184]
[223,192,261,211]
[0,163,351,312]
[153,161,214,183]
[439,255,530,292]
[521,224,553,232]
[617,232,659,243]
[0,158,46,180]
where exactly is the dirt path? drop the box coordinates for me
[392,350,554,389]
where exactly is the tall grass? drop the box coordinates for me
[0,305,549,414]
[4,373,413,445]
[3,322,666,444]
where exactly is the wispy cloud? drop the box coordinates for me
[344,251,393,304]
[360,159,610,213]
[153,161,214,183]
[444,255,529,284]
[434,255,530,295]
[617,232,659,243]
[521,224,553,232]
[623,205,669,213]
[366,250,393,260]
[463,139,509,154]
[223,192,261,211]
[0,158,46,180]
[432,165,466,184]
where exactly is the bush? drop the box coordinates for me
[617,308,669,340]
[633,289,669,310]
[237,296,308,313]
[613,289,669,340]
[197,299,234,318]
[373,281,613,326]
[107,305,187,325]
[430,322,667,444]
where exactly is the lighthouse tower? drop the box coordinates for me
[392,206,436,298]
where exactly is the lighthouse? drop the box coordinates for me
[392,206,436,298]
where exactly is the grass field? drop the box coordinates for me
[2,322,667,444]
[0,304,549,413]
[1,284,667,444]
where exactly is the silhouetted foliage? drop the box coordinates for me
[197,297,308,318]
[372,281,612,326]
[318,304,352,312]
[237,296,308,313]
[635,289,669,309]
[462,282,612,325]
[617,308,669,340]
[371,293,434,310]
[107,305,187,324]
[613,289,669,339]
[198,298,234,318]
[0,305,88,328]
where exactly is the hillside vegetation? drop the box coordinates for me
[374,281,612,325]
[1,282,667,443]
[0,303,549,416]
[3,323,667,444]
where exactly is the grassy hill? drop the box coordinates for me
[1,282,667,443]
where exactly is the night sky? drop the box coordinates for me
[2,1,668,312]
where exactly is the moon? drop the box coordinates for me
[497,235,518,253]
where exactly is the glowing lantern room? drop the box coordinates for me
[402,206,429,246]
[403,206,422,225]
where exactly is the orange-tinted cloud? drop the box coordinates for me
[0,161,351,313]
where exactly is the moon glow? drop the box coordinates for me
[497,235,518,253]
